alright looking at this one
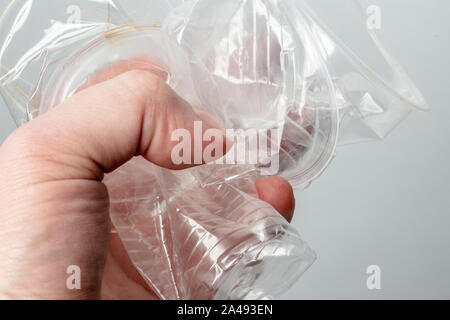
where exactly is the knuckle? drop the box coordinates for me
[116,69,171,120]
[121,70,164,99]
[113,70,168,118]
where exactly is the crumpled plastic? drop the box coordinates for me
[0,0,427,299]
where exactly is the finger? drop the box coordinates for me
[255,176,295,223]
[8,70,226,182]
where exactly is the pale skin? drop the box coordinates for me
[0,69,296,300]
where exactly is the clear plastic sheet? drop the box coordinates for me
[0,0,426,299]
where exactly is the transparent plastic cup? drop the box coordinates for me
[106,158,316,299]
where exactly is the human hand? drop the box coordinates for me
[0,69,296,300]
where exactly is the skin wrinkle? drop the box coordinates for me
[3,129,104,182]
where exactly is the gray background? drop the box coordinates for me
[1,0,449,299]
